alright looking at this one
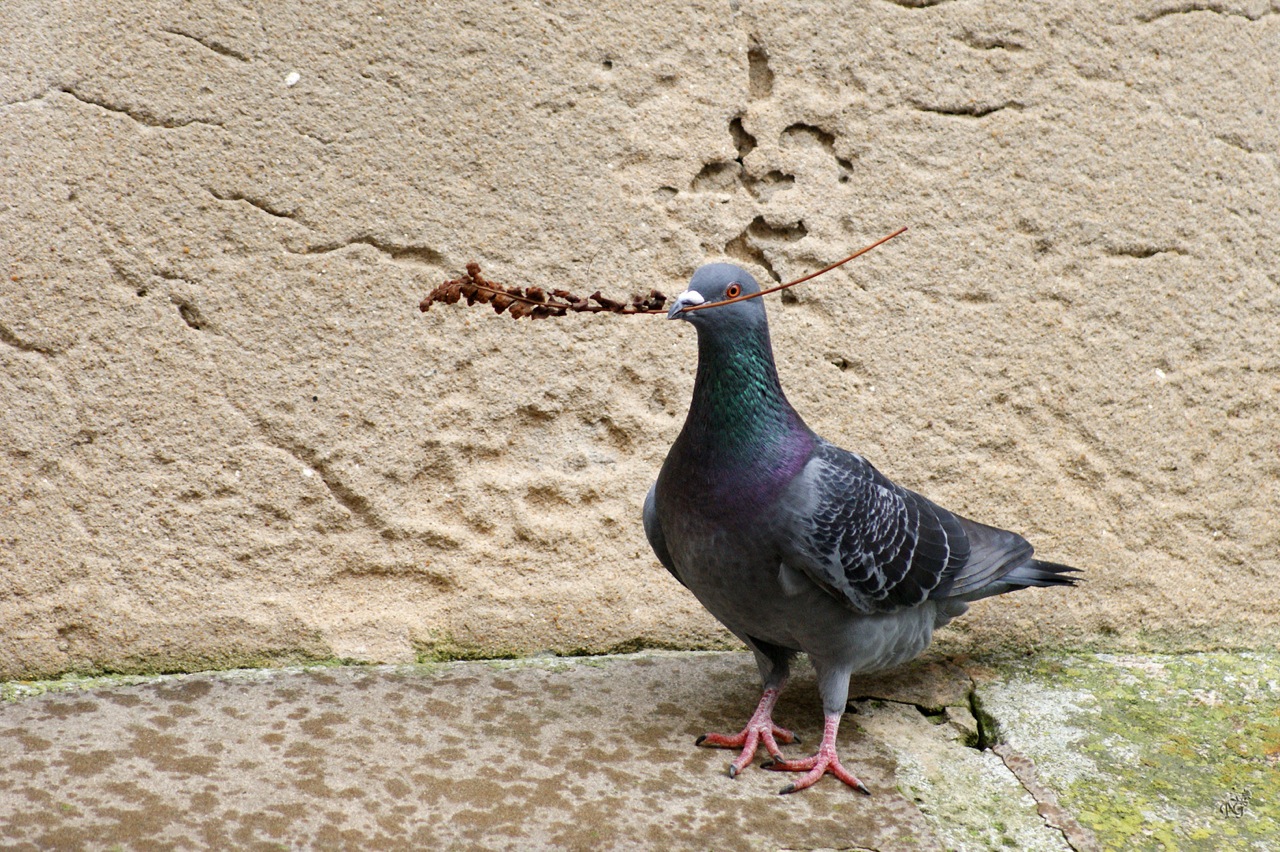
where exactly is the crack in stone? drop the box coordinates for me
[953,30,1027,51]
[1138,2,1277,22]
[286,236,444,268]
[104,257,153,297]
[725,229,779,282]
[105,254,193,299]
[1104,244,1187,259]
[910,99,1023,118]
[688,115,798,202]
[207,188,306,225]
[853,670,1071,850]
[959,668,1099,852]
[58,86,222,130]
[159,27,251,62]
[253,426,402,539]
[963,688,1001,749]
[866,667,1100,849]
[992,743,1102,852]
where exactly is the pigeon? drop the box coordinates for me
[643,262,1077,794]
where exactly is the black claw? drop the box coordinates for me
[792,733,803,745]
[695,734,707,746]
[760,760,775,770]
[779,783,796,795]
[727,764,739,779]
[855,781,871,796]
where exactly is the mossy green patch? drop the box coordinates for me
[412,634,523,663]
[3,645,347,685]
[0,658,369,703]
[411,632,738,664]
[981,651,1280,851]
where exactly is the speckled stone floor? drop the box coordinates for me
[1,651,1275,850]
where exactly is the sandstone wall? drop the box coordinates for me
[2,1,1277,679]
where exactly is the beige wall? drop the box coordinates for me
[2,1,1277,679]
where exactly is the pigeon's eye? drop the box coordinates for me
[725,283,742,299]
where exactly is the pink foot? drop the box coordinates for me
[763,713,869,795]
[696,687,798,777]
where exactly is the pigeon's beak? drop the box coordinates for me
[667,289,706,320]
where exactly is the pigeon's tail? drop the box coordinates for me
[956,558,1080,602]
[1007,559,1080,590]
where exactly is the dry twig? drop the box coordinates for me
[419,262,666,319]
[419,228,907,320]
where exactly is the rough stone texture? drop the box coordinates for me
[0,653,947,851]
[5,650,1273,850]
[1,1,1278,678]
[983,651,1280,850]
[857,700,1075,852]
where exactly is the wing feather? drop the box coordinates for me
[780,441,1032,614]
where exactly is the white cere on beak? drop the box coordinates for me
[668,289,707,319]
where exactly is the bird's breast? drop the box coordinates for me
[658,429,815,522]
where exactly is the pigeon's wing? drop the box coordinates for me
[643,482,686,587]
[778,442,1034,613]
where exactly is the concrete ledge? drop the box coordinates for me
[2,651,1275,849]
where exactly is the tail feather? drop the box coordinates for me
[952,558,1080,602]
[1014,559,1081,587]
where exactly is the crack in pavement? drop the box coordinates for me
[993,742,1101,852]
[960,662,1098,852]
[869,662,1100,850]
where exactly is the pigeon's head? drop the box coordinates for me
[667,263,767,329]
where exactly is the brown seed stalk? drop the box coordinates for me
[418,227,907,319]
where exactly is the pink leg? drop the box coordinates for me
[763,712,869,795]
[696,687,798,778]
